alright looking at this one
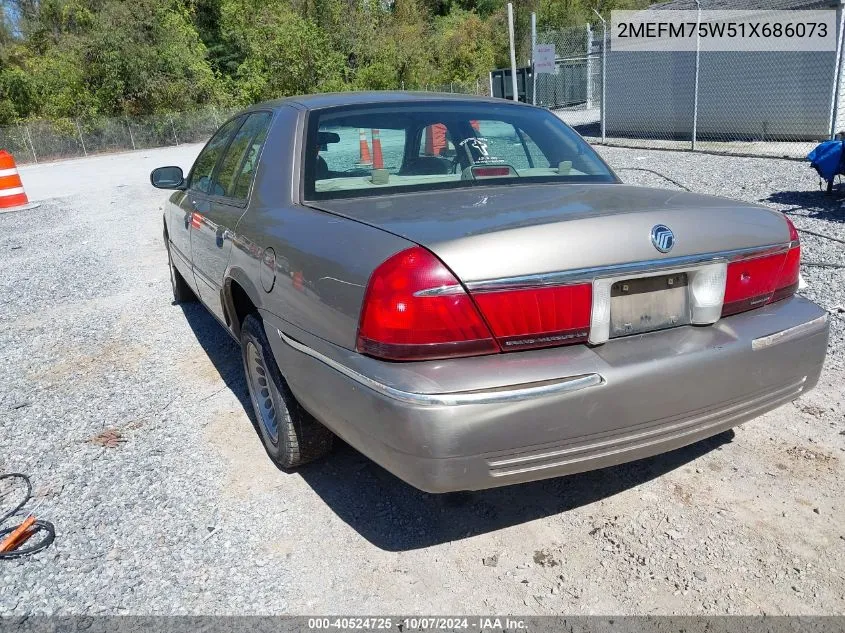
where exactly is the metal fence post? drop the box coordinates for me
[531,12,537,106]
[20,123,37,164]
[593,10,607,144]
[169,114,179,145]
[126,118,136,151]
[691,0,701,151]
[829,4,845,138]
[75,119,88,156]
[586,23,593,110]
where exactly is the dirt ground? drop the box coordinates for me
[0,143,843,616]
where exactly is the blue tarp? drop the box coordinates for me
[807,139,845,184]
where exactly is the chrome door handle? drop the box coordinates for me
[216,228,233,247]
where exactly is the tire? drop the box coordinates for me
[240,313,333,468]
[167,241,197,303]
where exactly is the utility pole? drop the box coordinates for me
[531,12,537,105]
[507,3,519,102]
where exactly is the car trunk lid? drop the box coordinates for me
[310,183,791,284]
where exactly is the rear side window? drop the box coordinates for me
[188,117,243,193]
[304,102,615,200]
[212,112,273,201]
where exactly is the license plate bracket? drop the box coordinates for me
[609,273,690,338]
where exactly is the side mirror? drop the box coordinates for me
[150,166,185,190]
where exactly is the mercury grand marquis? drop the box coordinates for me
[151,92,829,493]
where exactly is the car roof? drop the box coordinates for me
[243,91,528,113]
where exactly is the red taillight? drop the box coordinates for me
[472,284,593,350]
[472,166,511,177]
[722,253,783,316]
[722,216,800,317]
[356,247,499,361]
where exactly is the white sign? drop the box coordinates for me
[533,44,556,74]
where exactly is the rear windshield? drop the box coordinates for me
[303,102,616,199]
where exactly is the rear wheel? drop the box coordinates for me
[167,241,196,303]
[240,313,333,468]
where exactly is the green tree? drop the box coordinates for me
[431,9,494,85]
[1,0,222,119]
[221,0,344,103]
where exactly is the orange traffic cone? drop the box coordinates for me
[356,128,372,167]
[0,151,37,213]
[424,124,447,156]
[371,129,384,170]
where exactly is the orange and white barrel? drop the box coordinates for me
[0,150,37,213]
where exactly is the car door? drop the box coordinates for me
[191,111,273,323]
[174,115,245,307]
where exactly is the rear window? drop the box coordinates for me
[303,102,616,200]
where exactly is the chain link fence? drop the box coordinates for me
[421,80,490,96]
[533,24,603,132]
[526,15,845,159]
[0,107,237,165]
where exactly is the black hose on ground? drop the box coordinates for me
[804,261,845,269]
[789,226,845,246]
[0,473,56,560]
[616,167,693,192]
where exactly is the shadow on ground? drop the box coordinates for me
[181,301,735,552]
[765,189,845,224]
[571,121,600,139]
[299,432,733,552]
[179,302,250,413]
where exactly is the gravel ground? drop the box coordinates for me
[0,144,843,616]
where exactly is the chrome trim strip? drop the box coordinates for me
[277,330,604,406]
[413,284,466,297]
[751,314,829,351]
[466,243,790,292]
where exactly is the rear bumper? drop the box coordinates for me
[266,296,829,493]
